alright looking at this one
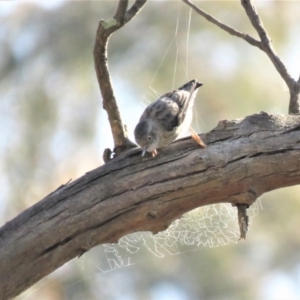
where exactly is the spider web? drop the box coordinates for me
[95,202,262,273]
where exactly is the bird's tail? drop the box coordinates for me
[178,79,203,93]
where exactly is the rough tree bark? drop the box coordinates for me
[1,112,300,299]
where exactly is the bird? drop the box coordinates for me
[134,79,206,157]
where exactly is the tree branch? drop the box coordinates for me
[1,112,300,299]
[125,0,148,23]
[182,0,262,49]
[93,0,147,159]
[240,0,295,90]
[114,0,128,23]
[240,0,300,114]
[182,0,300,115]
[236,204,249,240]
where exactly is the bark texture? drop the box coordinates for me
[1,112,300,299]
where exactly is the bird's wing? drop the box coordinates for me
[139,96,179,131]
[139,80,200,132]
[172,79,201,127]
[165,89,193,128]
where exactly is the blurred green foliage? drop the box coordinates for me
[1,1,300,299]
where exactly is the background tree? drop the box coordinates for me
[1,1,300,299]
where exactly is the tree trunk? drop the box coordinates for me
[1,112,300,300]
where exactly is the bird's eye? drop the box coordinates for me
[147,136,152,141]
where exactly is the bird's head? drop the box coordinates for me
[134,119,159,156]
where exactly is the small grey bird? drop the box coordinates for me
[134,79,206,157]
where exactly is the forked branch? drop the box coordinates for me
[94,0,147,160]
[240,1,295,90]
[182,0,300,114]
[182,0,262,49]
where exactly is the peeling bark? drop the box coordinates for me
[1,112,300,299]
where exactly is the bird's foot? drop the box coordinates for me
[152,149,158,157]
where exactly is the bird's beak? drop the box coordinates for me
[142,148,147,157]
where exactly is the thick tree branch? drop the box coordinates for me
[1,112,300,299]
[183,0,300,115]
[182,0,262,49]
[94,0,147,158]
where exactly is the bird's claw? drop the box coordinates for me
[152,150,157,157]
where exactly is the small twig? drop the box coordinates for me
[240,0,299,114]
[236,204,249,240]
[183,0,300,115]
[114,0,128,23]
[182,0,262,49]
[241,0,270,44]
[94,0,147,161]
[125,0,148,23]
[240,0,294,90]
